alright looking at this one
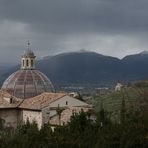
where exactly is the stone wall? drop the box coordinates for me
[0,109,20,128]
[42,106,50,124]
[22,109,42,129]
[42,107,57,123]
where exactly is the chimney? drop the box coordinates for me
[3,97,13,104]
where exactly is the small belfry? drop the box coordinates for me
[21,41,36,70]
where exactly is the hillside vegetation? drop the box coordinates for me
[0,107,148,148]
[92,83,148,120]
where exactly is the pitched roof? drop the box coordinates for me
[19,92,66,110]
[0,90,90,111]
[0,90,23,109]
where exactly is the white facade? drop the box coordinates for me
[50,95,89,108]
[42,95,90,125]
[115,83,123,91]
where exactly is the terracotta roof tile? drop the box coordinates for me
[0,90,23,108]
[19,92,66,110]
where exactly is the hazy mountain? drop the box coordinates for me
[1,51,148,88]
[0,62,17,85]
[121,51,148,81]
[37,51,121,86]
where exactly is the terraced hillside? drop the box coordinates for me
[92,86,147,119]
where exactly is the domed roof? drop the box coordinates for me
[2,70,55,99]
[22,49,35,58]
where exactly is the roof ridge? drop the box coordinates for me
[47,93,66,104]
[19,93,67,110]
[18,99,25,107]
[39,93,67,109]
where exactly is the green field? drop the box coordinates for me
[92,86,147,114]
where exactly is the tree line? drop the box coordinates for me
[0,104,148,148]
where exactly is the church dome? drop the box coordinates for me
[1,42,55,99]
[2,70,54,99]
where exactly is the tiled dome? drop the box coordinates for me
[2,70,54,99]
[2,43,54,99]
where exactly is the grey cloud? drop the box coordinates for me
[0,0,148,62]
[0,0,148,34]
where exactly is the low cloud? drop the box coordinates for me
[0,0,148,62]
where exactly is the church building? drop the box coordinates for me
[2,42,54,99]
[0,43,92,129]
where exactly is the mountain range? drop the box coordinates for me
[1,51,148,89]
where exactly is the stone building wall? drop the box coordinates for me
[42,106,50,124]
[22,109,42,129]
[42,107,58,124]
[0,109,20,128]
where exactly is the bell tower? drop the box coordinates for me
[21,41,36,70]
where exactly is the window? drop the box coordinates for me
[66,101,68,105]
[10,97,13,104]
[26,59,29,66]
[23,60,24,67]
[31,59,33,67]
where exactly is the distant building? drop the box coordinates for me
[115,82,123,91]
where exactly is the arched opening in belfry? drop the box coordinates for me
[26,59,29,67]
[31,59,33,67]
[23,60,25,67]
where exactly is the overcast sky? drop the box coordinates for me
[0,0,148,63]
